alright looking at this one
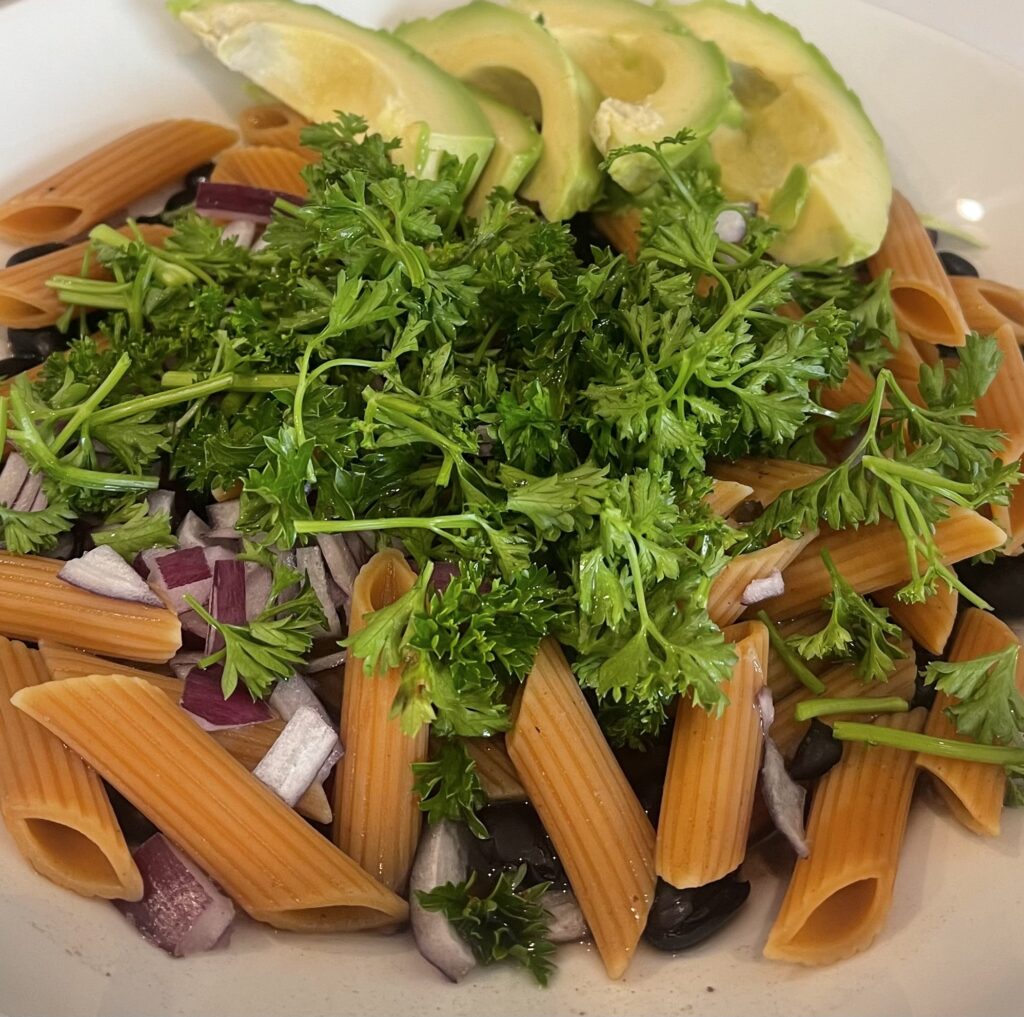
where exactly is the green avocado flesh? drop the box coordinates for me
[510,0,731,192]
[172,0,495,186]
[672,0,892,265]
[398,0,603,220]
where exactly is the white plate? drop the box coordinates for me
[1,2,1022,1015]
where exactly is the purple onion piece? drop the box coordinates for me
[169,651,205,680]
[206,499,241,539]
[541,888,588,943]
[178,610,211,650]
[342,532,373,568]
[220,219,257,249]
[243,561,273,621]
[0,452,29,508]
[296,546,341,638]
[430,562,460,594]
[252,705,339,807]
[304,650,346,674]
[12,470,43,512]
[146,489,176,519]
[59,545,163,607]
[180,665,272,730]
[410,820,476,982]
[756,687,809,857]
[150,546,235,616]
[114,834,235,957]
[195,181,304,224]
[269,675,341,784]
[177,511,212,549]
[314,534,359,601]
[714,208,747,244]
[741,569,785,606]
[205,558,247,654]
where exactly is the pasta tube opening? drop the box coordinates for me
[780,876,885,954]
[0,203,89,241]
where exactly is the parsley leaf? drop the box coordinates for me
[412,738,488,838]
[91,496,176,560]
[0,500,75,555]
[417,865,555,986]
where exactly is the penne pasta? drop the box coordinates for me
[884,332,928,406]
[461,736,527,803]
[593,208,641,262]
[765,612,831,699]
[656,621,768,889]
[866,191,968,346]
[238,103,312,154]
[0,120,237,244]
[758,510,1005,620]
[507,639,655,979]
[0,638,142,901]
[872,582,958,655]
[0,224,170,329]
[709,530,818,626]
[763,709,925,965]
[916,609,1023,837]
[705,478,755,519]
[335,549,428,893]
[950,275,1024,346]
[12,673,407,932]
[211,146,310,197]
[771,653,917,760]
[817,360,876,414]
[710,458,828,509]
[0,553,181,662]
[990,481,1024,556]
[35,641,330,824]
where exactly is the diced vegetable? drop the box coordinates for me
[59,545,163,607]
[205,558,247,653]
[756,688,809,856]
[251,705,339,807]
[180,665,273,730]
[195,181,303,223]
[741,570,785,605]
[0,452,30,507]
[295,546,341,637]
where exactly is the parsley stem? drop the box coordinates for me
[294,513,483,536]
[89,376,234,427]
[794,696,909,723]
[832,721,1024,768]
[160,371,299,392]
[0,395,7,452]
[756,610,826,695]
[50,353,131,452]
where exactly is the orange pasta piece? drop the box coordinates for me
[765,612,830,699]
[705,478,754,518]
[12,673,406,932]
[238,103,312,155]
[211,146,309,198]
[0,224,170,328]
[593,208,641,262]
[709,530,818,626]
[0,120,237,244]
[0,553,180,662]
[0,638,141,901]
[872,582,958,655]
[950,275,1024,346]
[656,621,768,889]
[507,639,655,979]
[867,191,968,346]
[764,709,925,965]
[710,458,828,509]
[917,609,1023,837]
[817,361,876,414]
[990,481,1024,556]
[462,737,526,802]
[759,510,1005,620]
[35,641,330,823]
[771,654,916,760]
[335,550,427,893]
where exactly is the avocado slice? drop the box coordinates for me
[465,88,543,219]
[509,0,731,192]
[672,0,891,265]
[397,1,602,221]
[170,0,494,187]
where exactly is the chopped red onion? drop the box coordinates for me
[430,562,460,594]
[740,569,785,605]
[149,546,234,616]
[114,834,235,957]
[541,888,588,943]
[195,181,304,224]
[252,705,338,807]
[134,547,167,579]
[410,820,476,982]
[28,485,49,512]
[177,511,212,549]
[59,545,163,607]
[205,558,247,653]
[756,687,809,857]
[178,609,211,649]
[180,666,272,730]
[343,531,374,568]
[269,674,341,784]
[296,547,341,638]
[314,533,359,600]
[0,452,29,507]
[714,208,748,244]
[304,650,346,674]
[206,500,241,539]
[169,651,205,680]
[243,561,273,621]
[146,489,176,518]
[220,219,257,249]
[11,470,43,512]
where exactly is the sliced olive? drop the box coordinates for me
[134,213,165,225]
[643,873,751,952]
[163,188,196,214]
[788,718,843,781]
[613,733,672,820]
[104,783,156,848]
[5,242,66,268]
[0,356,43,379]
[957,555,1024,629]
[567,213,611,265]
[925,227,939,247]
[938,250,979,278]
[7,326,68,360]
[184,161,216,190]
[474,802,565,887]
